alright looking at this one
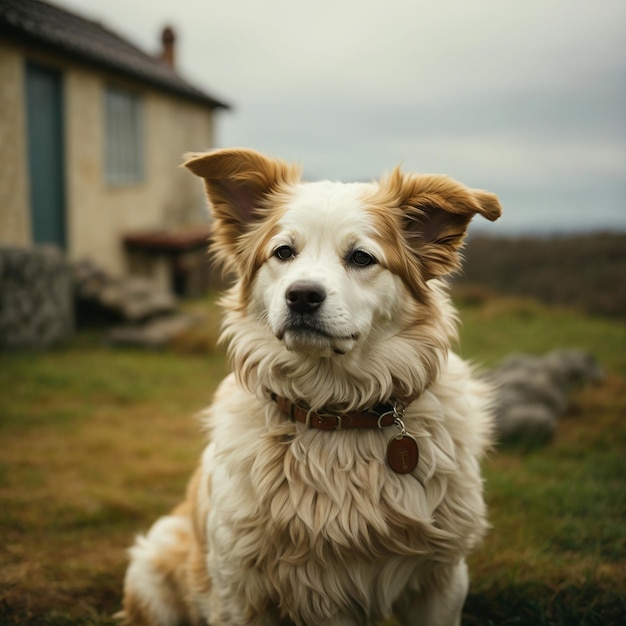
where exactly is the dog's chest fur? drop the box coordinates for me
[202,351,491,622]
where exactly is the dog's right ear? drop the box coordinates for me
[183,147,301,249]
[183,148,301,279]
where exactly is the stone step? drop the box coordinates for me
[106,313,205,349]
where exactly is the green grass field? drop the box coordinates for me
[1,296,625,625]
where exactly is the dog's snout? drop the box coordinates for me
[286,281,326,314]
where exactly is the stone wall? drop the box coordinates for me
[0,246,74,349]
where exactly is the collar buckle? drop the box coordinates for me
[315,412,343,430]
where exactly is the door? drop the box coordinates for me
[25,62,66,249]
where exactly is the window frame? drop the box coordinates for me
[103,85,144,186]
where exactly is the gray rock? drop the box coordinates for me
[72,261,177,325]
[107,313,204,349]
[495,403,557,442]
[543,349,605,390]
[98,277,177,322]
[490,368,567,415]
[487,349,604,444]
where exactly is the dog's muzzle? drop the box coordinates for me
[279,280,359,355]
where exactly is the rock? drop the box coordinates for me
[0,246,74,350]
[490,368,567,415]
[107,313,204,349]
[98,277,177,322]
[72,261,177,326]
[71,259,205,350]
[495,403,557,442]
[543,349,605,390]
[487,349,604,444]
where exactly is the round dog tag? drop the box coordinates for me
[387,433,419,474]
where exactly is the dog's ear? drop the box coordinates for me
[393,170,502,279]
[184,147,300,234]
[183,148,301,274]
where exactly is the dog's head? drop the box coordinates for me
[185,149,501,404]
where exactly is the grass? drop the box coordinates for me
[454,293,626,374]
[465,374,626,625]
[0,336,228,625]
[1,296,625,625]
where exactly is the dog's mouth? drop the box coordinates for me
[277,319,360,355]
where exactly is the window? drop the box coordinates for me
[104,86,144,185]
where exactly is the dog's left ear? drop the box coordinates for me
[396,172,502,279]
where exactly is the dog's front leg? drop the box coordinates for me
[394,560,469,626]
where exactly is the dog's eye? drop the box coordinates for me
[274,245,295,261]
[350,250,376,267]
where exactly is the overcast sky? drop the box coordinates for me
[57,0,625,234]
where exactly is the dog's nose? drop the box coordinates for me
[286,281,326,314]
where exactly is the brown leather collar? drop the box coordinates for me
[270,392,416,431]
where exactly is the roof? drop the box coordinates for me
[0,0,230,110]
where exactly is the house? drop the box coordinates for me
[0,0,230,289]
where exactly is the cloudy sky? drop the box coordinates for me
[58,0,625,233]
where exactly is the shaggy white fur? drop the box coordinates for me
[121,148,501,626]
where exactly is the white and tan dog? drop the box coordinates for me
[121,148,502,626]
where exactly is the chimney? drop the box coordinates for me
[160,26,176,68]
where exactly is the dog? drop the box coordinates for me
[120,148,502,626]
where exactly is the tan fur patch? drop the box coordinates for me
[364,167,501,282]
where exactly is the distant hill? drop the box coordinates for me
[455,232,626,319]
